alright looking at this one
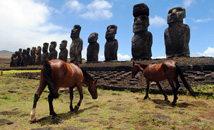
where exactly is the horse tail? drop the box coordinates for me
[43,59,59,99]
[176,64,196,97]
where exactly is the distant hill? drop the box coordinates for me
[0,50,14,58]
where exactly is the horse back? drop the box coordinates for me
[46,59,83,89]
[144,60,176,81]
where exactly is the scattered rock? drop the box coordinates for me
[0,119,14,126]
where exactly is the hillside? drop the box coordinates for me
[0,50,13,58]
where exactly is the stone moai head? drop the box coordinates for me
[167,7,186,24]
[22,49,27,56]
[133,3,149,33]
[70,25,81,39]
[36,46,41,54]
[88,33,98,44]
[42,42,49,53]
[49,41,57,52]
[31,47,36,55]
[27,48,30,54]
[60,40,67,50]
[105,25,117,40]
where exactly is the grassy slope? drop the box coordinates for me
[0,76,213,130]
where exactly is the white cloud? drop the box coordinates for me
[81,0,113,20]
[117,53,131,61]
[150,15,167,28]
[65,0,84,13]
[191,47,214,57]
[183,0,195,8]
[65,0,113,20]
[0,0,69,52]
[194,18,212,23]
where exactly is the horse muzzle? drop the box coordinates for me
[92,95,98,99]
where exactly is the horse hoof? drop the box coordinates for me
[30,117,37,123]
[171,102,176,106]
[74,105,79,112]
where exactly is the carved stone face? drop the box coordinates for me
[42,43,49,53]
[70,25,81,39]
[60,40,67,50]
[167,7,186,24]
[36,46,41,54]
[49,42,57,52]
[88,33,98,44]
[31,47,36,55]
[105,25,117,40]
[133,15,149,33]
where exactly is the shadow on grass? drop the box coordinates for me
[33,105,98,126]
[152,99,194,108]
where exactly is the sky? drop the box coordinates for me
[0,0,214,61]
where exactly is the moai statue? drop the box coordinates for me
[164,7,190,58]
[35,46,42,65]
[132,3,153,60]
[41,42,49,64]
[70,25,83,63]
[104,25,118,61]
[59,40,68,62]
[20,49,28,66]
[30,47,36,65]
[87,32,99,63]
[26,48,31,65]
[17,48,22,66]
[49,41,58,60]
[10,53,17,67]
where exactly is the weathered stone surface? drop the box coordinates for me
[164,7,190,58]
[70,25,83,63]
[49,41,57,60]
[132,3,152,60]
[41,42,49,64]
[87,32,99,63]
[59,40,68,62]
[20,49,28,66]
[30,47,36,65]
[104,25,118,61]
[35,46,42,65]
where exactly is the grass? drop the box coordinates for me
[0,75,213,130]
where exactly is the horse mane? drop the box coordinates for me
[81,68,94,81]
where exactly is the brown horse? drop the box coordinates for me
[30,59,98,122]
[132,60,195,105]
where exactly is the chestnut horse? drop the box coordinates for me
[132,60,195,105]
[30,59,98,122]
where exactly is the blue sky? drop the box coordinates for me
[0,0,214,61]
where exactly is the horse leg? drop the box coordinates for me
[175,78,180,92]
[144,80,150,100]
[48,94,57,116]
[69,88,74,112]
[74,84,83,112]
[168,80,178,105]
[156,81,169,102]
[30,80,47,122]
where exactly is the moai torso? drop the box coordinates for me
[87,33,99,63]
[41,42,49,64]
[164,7,190,58]
[20,49,28,66]
[132,3,152,60]
[70,25,83,63]
[35,46,42,65]
[49,41,58,60]
[59,40,68,62]
[104,25,118,61]
[30,47,36,65]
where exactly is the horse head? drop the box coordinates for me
[88,79,98,99]
[132,62,143,78]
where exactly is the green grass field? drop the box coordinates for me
[0,74,214,130]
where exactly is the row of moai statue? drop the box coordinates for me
[10,3,190,67]
[132,3,190,60]
[10,40,68,67]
